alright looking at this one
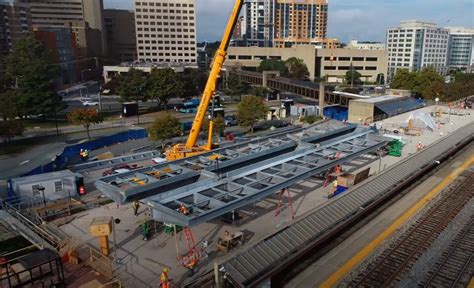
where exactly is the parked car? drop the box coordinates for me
[224,115,238,127]
[82,100,99,106]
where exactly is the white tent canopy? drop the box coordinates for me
[407,111,437,130]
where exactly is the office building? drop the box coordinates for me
[34,27,79,84]
[273,0,328,47]
[226,46,388,83]
[347,40,385,50]
[232,16,244,39]
[245,0,274,47]
[386,20,449,78]
[0,0,31,57]
[104,9,137,63]
[29,0,106,58]
[447,27,474,73]
[244,0,328,48]
[134,0,197,65]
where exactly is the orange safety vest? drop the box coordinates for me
[160,271,170,284]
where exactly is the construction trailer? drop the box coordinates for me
[8,170,85,201]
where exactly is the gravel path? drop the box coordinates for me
[339,168,473,286]
[396,195,474,287]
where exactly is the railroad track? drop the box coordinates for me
[421,217,474,288]
[348,170,474,287]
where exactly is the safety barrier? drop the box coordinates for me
[20,128,147,177]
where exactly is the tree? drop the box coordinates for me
[0,120,24,142]
[257,59,289,76]
[0,89,19,120]
[345,69,362,86]
[147,113,183,149]
[4,36,59,118]
[67,108,104,141]
[202,116,225,136]
[116,67,148,123]
[147,68,183,110]
[285,57,309,80]
[236,95,268,133]
[391,69,414,90]
[180,68,208,98]
[116,68,148,103]
[225,72,249,99]
[391,67,444,99]
[416,67,445,99]
[249,86,270,98]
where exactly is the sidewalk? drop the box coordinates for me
[20,108,238,139]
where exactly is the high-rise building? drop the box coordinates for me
[0,0,31,57]
[104,9,137,63]
[245,0,274,47]
[29,0,106,59]
[386,20,449,78]
[447,27,474,73]
[134,0,197,65]
[273,0,328,47]
[244,0,328,48]
[33,26,79,84]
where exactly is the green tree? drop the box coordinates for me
[285,57,309,80]
[416,67,445,99]
[116,68,147,123]
[0,120,24,142]
[391,67,444,99]
[236,95,268,133]
[147,68,183,110]
[4,36,59,118]
[116,68,148,102]
[249,86,270,98]
[147,113,183,149]
[0,89,19,120]
[345,69,362,86]
[225,72,249,99]
[257,59,289,76]
[67,108,104,141]
[202,116,225,136]
[391,69,414,90]
[181,68,208,97]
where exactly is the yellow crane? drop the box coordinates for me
[165,0,244,161]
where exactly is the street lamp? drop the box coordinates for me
[37,185,46,207]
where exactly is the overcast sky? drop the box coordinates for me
[104,0,474,42]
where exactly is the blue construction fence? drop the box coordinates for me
[20,128,148,177]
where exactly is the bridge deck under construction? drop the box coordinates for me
[94,121,389,226]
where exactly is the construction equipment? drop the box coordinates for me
[89,217,113,256]
[166,0,244,161]
[216,230,244,253]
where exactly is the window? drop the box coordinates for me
[365,66,377,70]
[366,57,377,61]
[32,185,40,196]
[324,66,336,70]
[338,57,350,61]
[353,57,364,61]
[54,181,63,193]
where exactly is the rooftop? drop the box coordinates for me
[353,95,405,104]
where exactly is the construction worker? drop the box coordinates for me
[416,142,424,152]
[328,179,338,198]
[79,149,85,161]
[178,203,189,215]
[334,165,342,174]
[132,201,140,216]
[160,267,171,288]
[141,221,149,241]
[186,255,197,277]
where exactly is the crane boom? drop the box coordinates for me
[166,0,244,160]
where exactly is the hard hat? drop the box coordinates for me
[163,267,169,273]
